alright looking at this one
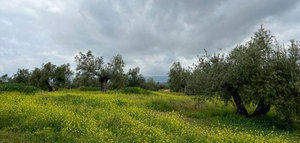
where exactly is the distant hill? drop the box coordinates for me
[144,76,169,83]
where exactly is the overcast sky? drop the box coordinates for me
[1,0,300,76]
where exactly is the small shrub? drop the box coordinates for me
[0,83,39,94]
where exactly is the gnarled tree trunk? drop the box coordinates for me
[251,99,270,117]
[45,81,53,92]
[226,84,249,117]
[231,91,249,117]
[100,77,109,93]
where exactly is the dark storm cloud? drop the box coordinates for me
[0,0,300,76]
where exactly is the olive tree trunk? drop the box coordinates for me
[45,81,53,92]
[100,77,109,93]
[226,84,249,117]
[232,91,249,117]
[251,99,270,117]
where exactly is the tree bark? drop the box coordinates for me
[100,77,108,93]
[226,84,249,117]
[45,81,53,92]
[232,91,249,117]
[250,99,270,117]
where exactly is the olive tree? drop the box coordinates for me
[75,51,125,93]
[268,40,300,122]
[127,67,145,87]
[108,54,127,90]
[187,27,275,117]
[168,62,188,92]
[0,74,11,84]
[73,73,99,87]
[53,64,73,89]
[30,68,43,88]
[186,26,300,121]
[40,62,56,91]
[12,69,31,84]
[30,62,73,91]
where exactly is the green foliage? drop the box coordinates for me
[73,73,99,87]
[108,54,127,90]
[75,50,106,91]
[184,26,300,122]
[12,69,31,84]
[0,83,39,94]
[108,73,127,90]
[0,74,11,84]
[53,64,73,89]
[269,41,300,122]
[29,62,73,91]
[127,67,145,87]
[29,68,43,88]
[168,62,189,92]
[75,50,104,76]
[75,51,126,92]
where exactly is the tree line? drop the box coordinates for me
[168,26,299,123]
[0,51,167,93]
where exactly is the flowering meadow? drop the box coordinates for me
[0,90,298,142]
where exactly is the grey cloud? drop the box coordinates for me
[0,0,300,76]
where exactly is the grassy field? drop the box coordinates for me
[0,89,298,142]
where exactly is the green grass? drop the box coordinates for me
[0,90,298,142]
